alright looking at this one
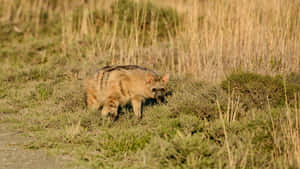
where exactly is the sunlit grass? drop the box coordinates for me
[0,0,300,168]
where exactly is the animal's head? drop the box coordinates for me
[146,73,169,101]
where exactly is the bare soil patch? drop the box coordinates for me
[0,124,74,169]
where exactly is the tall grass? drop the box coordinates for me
[1,0,300,168]
[1,0,299,82]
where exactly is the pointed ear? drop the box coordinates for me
[162,73,169,84]
[147,74,153,83]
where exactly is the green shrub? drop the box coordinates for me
[167,77,226,120]
[97,130,151,158]
[221,72,300,110]
[138,135,219,168]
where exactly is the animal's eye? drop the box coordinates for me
[152,88,157,92]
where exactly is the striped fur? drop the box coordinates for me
[85,65,169,119]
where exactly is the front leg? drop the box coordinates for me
[102,96,119,120]
[131,97,143,119]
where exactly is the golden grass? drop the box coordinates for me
[0,1,300,167]
[1,0,299,82]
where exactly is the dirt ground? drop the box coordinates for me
[0,124,76,169]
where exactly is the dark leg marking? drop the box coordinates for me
[100,71,107,89]
[127,90,131,98]
[104,71,111,88]
[119,81,126,97]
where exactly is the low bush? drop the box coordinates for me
[221,72,300,110]
[167,77,226,120]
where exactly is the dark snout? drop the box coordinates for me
[145,89,169,106]
[155,91,167,103]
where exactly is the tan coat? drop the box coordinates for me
[85,65,168,119]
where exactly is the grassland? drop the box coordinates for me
[0,0,300,168]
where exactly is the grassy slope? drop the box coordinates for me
[0,0,300,168]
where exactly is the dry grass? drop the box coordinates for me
[1,0,300,168]
[1,0,299,82]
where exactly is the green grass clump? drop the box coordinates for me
[111,0,180,41]
[167,77,226,120]
[99,130,151,156]
[221,72,300,110]
[287,72,300,86]
[34,83,54,101]
[139,135,219,168]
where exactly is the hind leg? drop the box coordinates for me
[85,80,100,110]
[86,92,100,110]
[101,96,119,120]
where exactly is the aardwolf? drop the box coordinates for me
[85,65,169,119]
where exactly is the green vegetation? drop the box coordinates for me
[1,70,299,168]
[167,78,224,120]
[222,72,300,109]
[111,0,180,40]
[1,0,300,168]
